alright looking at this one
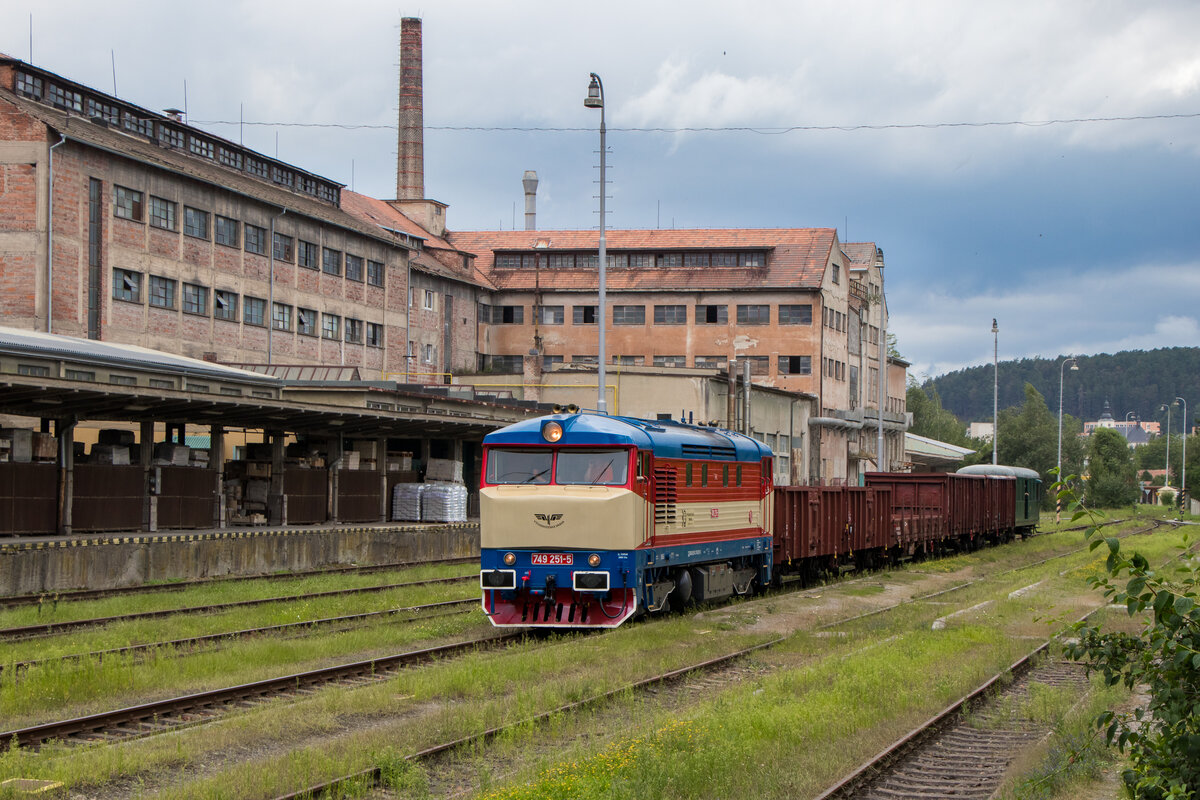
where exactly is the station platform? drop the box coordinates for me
[0,520,480,596]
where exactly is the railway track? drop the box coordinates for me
[0,556,477,609]
[814,646,1088,800]
[0,631,522,751]
[1,597,478,677]
[0,572,477,640]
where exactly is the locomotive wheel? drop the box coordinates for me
[669,568,693,611]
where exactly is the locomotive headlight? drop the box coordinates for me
[542,421,563,442]
[588,553,601,567]
[504,552,516,566]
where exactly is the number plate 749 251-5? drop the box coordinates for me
[531,553,573,566]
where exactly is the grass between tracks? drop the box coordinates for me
[0,521,1185,799]
[0,562,476,630]
[0,581,482,726]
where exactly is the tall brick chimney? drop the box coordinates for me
[397,17,424,200]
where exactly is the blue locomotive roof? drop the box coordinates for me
[483,413,773,462]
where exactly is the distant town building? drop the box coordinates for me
[1083,401,1151,446]
[968,421,993,441]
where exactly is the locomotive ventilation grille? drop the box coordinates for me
[680,444,738,460]
[654,466,678,525]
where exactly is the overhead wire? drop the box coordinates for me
[189,111,1200,134]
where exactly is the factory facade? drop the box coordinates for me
[0,20,906,485]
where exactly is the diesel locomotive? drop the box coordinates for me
[479,412,1042,629]
[478,412,774,627]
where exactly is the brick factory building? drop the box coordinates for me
[0,18,907,486]
[0,54,479,379]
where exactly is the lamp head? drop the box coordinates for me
[1070,362,1079,371]
[584,75,602,109]
[991,318,998,334]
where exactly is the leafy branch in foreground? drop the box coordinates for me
[1056,471,1200,799]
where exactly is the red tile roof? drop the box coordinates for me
[446,228,838,292]
[340,190,484,286]
[842,242,880,268]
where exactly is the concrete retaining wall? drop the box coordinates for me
[0,525,480,595]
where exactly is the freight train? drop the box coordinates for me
[478,412,1042,629]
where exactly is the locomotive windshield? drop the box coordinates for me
[486,449,552,484]
[484,447,630,486]
[555,449,628,485]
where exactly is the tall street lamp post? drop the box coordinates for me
[992,319,999,465]
[1056,356,1078,522]
[1161,403,1172,488]
[584,73,608,414]
[1177,396,1187,511]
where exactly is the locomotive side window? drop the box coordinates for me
[486,449,552,484]
[686,463,693,486]
[737,464,742,486]
[556,449,629,485]
[701,464,708,487]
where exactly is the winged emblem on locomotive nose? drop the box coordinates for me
[533,512,564,528]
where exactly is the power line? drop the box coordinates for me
[189,111,1200,134]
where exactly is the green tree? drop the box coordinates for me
[1086,427,1138,507]
[975,383,1085,507]
[1063,501,1200,798]
[906,381,975,448]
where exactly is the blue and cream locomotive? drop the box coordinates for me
[479,412,775,628]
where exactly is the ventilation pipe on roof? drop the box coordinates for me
[522,170,538,231]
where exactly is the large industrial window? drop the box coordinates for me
[778,304,813,325]
[112,269,142,303]
[537,305,564,325]
[272,303,292,331]
[345,318,363,344]
[322,313,341,340]
[244,224,266,255]
[778,355,812,375]
[274,233,296,262]
[696,305,727,324]
[182,283,207,315]
[573,305,597,324]
[694,355,727,369]
[150,197,176,230]
[653,355,686,368]
[737,304,770,325]
[243,297,266,327]
[214,291,238,321]
[322,248,342,276]
[298,240,319,269]
[183,207,209,239]
[215,216,239,247]
[345,254,364,282]
[367,260,384,287]
[745,356,770,375]
[496,305,523,324]
[612,305,645,325]
[297,308,317,336]
[113,186,144,221]
[653,305,686,325]
[366,322,383,347]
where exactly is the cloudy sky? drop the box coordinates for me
[5,1,1199,379]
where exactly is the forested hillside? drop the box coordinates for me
[922,347,1200,428]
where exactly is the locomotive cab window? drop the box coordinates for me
[486,449,552,484]
[556,449,629,486]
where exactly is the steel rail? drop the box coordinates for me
[1,598,478,677]
[0,556,476,609]
[0,631,523,750]
[0,574,477,640]
[814,531,1196,800]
